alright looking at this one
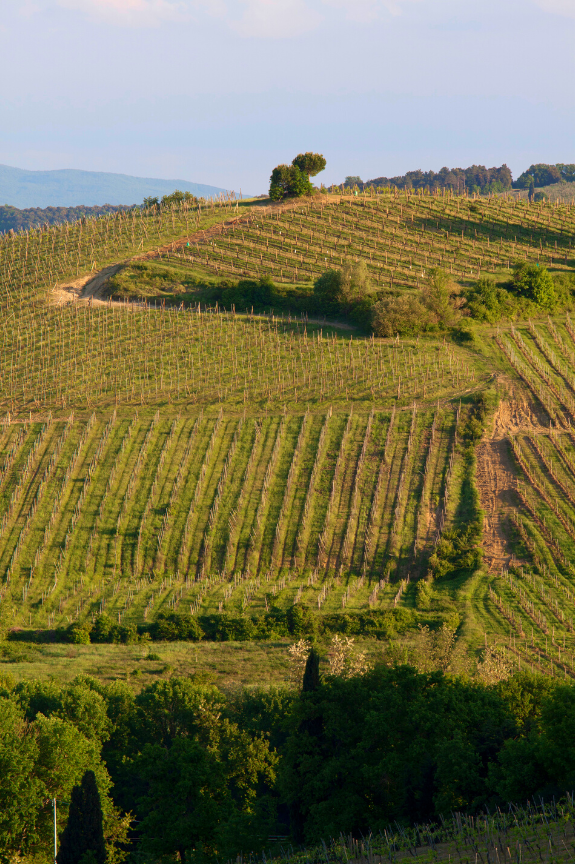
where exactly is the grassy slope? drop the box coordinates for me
[2,190,575,685]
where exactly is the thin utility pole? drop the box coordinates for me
[53,798,57,864]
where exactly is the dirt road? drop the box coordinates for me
[51,264,124,306]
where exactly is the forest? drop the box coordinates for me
[2,661,575,863]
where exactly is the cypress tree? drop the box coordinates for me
[57,770,106,864]
[302,647,320,692]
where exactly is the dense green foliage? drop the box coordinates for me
[143,190,199,209]
[269,164,314,201]
[465,266,575,322]
[3,667,575,861]
[291,153,326,179]
[313,260,376,327]
[514,163,575,189]
[46,607,420,645]
[366,164,512,195]
[511,263,557,308]
[371,268,458,337]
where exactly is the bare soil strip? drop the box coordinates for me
[476,391,550,571]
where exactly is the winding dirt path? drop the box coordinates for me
[50,193,346,311]
[51,264,124,307]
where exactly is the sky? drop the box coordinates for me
[0,0,574,194]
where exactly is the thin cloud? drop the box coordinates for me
[533,0,575,16]
[229,0,322,37]
[321,0,423,21]
[56,0,319,32]
[57,0,190,26]
[55,0,420,31]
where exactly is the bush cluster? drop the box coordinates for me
[142,189,198,208]
[465,264,575,322]
[56,607,418,646]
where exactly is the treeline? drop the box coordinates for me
[0,203,130,235]
[354,164,513,195]
[2,664,575,862]
[347,162,575,196]
[514,163,575,189]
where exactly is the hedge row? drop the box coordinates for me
[10,607,418,645]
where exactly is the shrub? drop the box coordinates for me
[269,165,313,200]
[89,615,138,645]
[415,580,432,610]
[464,276,507,322]
[149,612,203,642]
[313,261,375,325]
[313,269,342,308]
[371,293,430,337]
[510,263,556,309]
[221,276,275,309]
[421,267,458,325]
[66,623,91,645]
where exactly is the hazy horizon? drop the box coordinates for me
[1,0,573,194]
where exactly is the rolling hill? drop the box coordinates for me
[1,187,575,685]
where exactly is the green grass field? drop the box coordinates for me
[3,188,575,685]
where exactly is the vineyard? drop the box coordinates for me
[161,188,575,290]
[2,188,575,678]
[258,799,575,864]
[0,404,469,631]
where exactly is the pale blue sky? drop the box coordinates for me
[1,0,574,194]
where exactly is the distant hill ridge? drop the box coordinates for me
[0,203,131,235]
[0,163,230,209]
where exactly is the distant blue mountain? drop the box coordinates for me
[0,164,232,208]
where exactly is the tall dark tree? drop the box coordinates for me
[291,153,326,179]
[302,648,320,692]
[57,770,106,864]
